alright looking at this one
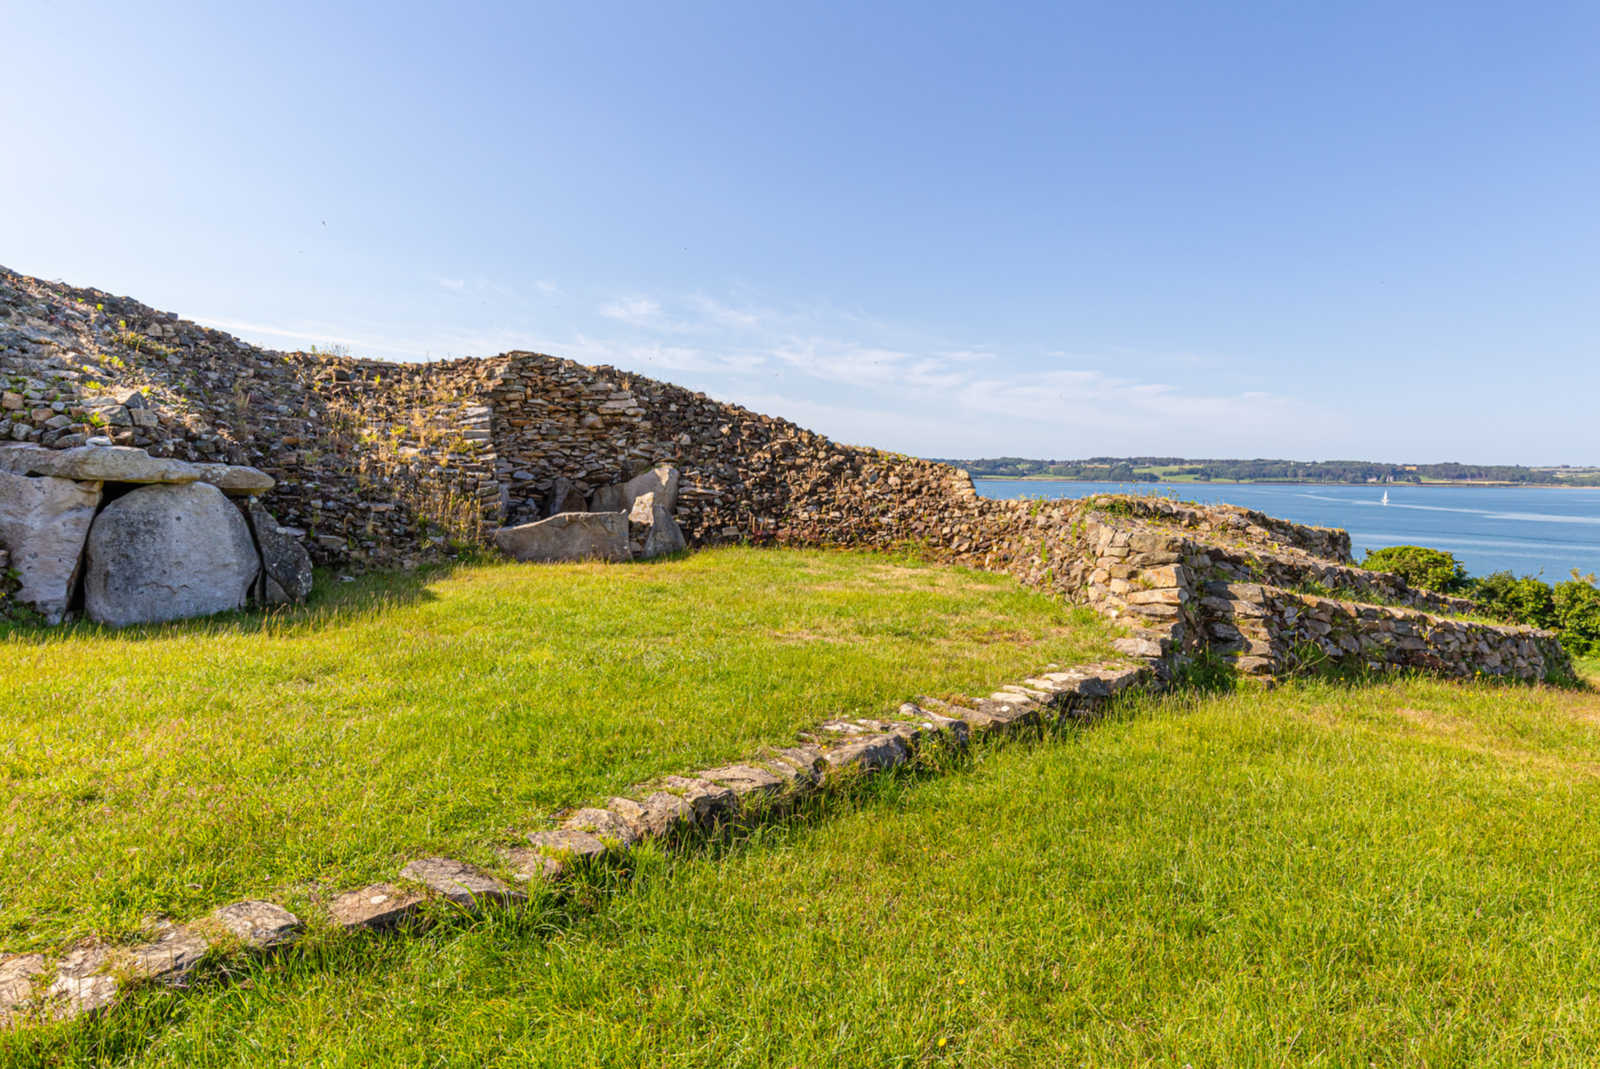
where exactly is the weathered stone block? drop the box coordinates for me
[525,827,608,860]
[641,504,687,559]
[398,857,523,907]
[493,511,631,563]
[327,883,424,930]
[591,465,679,514]
[0,443,198,483]
[209,900,301,946]
[245,499,314,604]
[0,471,101,623]
[191,463,274,496]
[85,482,261,627]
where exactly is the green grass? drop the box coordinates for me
[12,672,1600,1066]
[0,547,1116,954]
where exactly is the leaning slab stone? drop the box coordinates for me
[591,465,679,515]
[245,499,314,604]
[191,463,275,496]
[398,857,524,908]
[0,953,47,1027]
[641,504,687,559]
[326,883,425,930]
[209,900,302,947]
[0,471,101,624]
[0,444,198,484]
[84,482,261,627]
[493,511,631,563]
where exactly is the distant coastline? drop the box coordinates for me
[969,475,1576,488]
[939,455,1600,489]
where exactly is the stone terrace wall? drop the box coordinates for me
[0,267,1568,680]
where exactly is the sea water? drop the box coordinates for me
[972,480,1600,582]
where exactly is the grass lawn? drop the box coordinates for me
[0,547,1116,955]
[15,670,1600,1067]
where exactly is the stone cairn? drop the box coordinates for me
[0,265,1572,1029]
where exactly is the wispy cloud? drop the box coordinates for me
[546,288,1346,456]
[437,277,465,291]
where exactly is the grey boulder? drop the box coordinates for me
[640,504,686,559]
[245,499,314,604]
[85,482,261,627]
[494,511,631,563]
[591,465,679,515]
[0,444,198,484]
[0,471,102,624]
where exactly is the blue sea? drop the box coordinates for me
[972,480,1600,582]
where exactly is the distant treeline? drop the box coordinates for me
[937,456,1571,485]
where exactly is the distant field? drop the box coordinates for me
[0,548,1115,953]
[16,669,1600,1067]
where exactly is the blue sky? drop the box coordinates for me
[4,1,1595,463]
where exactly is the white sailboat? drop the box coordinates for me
[1381,490,1390,506]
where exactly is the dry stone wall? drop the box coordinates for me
[0,266,1570,679]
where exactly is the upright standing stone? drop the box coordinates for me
[0,471,102,624]
[84,482,261,627]
[640,504,687,559]
[590,465,679,514]
[244,499,314,604]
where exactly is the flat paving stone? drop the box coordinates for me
[397,857,524,908]
[327,883,425,930]
[525,828,608,860]
[696,764,785,797]
[561,808,640,847]
[0,953,48,1027]
[209,900,302,947]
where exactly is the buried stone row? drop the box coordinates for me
[0,444,312,626]
[330,661,1151,929]
[0,660,1150,1029]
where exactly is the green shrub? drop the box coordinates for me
[1361,545,1468,594]
[1552,571,1600,657]
[1470,568,1600,657]
[1470,570,1557,629]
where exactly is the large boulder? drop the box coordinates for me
[0,444,198,484]
[590,465,679,515]
[244,499,314,604]
[494,512,631,563]
[84,482,260,627]
[0,471,102,624]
